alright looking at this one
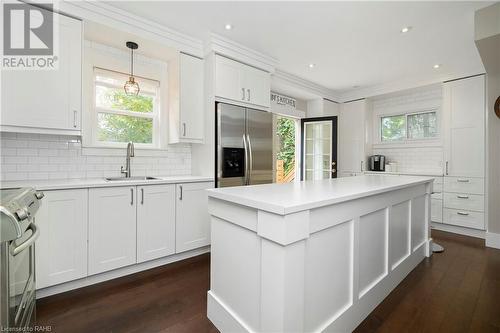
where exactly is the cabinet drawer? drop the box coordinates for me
[431,199,443,223]
[443,208,484,230]
[444,177,484,194]
[444,193,484,212]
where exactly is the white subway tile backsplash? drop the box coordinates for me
[0,133,192,181]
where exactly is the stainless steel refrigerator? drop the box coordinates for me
[216,102,273,188]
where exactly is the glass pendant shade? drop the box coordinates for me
[124,76,140,96]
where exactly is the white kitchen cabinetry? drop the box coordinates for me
[1,8,82,135]
[215,55,270,108]
[35,189,88,289]
[338,100,368,175]
[170,53,204,144]
[430,177,443,223]
[442,75,485,230]
[137,185,176,263]
[175,182,214,253]
[88,187,137,275]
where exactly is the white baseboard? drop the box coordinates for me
[431,222,485,239]
[37,246,210,299]
[486,232,500,249]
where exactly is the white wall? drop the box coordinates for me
[0,133,191,181]
[369,84,443,174]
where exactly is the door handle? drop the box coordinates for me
[130,188,134,205]
[457,195,469,199]
[241,88,246,100]
[457,179,469,183]
[246,134,253,185]
[73,110,77,128]
[182,123,186,137]
[141,188,144,204]
[360,161,364,172]
[179,185,183,200]
[445,161,449,175]
[457,211,469,216]
[247,89,250,101]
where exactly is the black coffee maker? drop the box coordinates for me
[369,155,386,172]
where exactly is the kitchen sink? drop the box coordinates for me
[104,176,160,182]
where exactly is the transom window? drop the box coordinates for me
[381,111,437,142]
[93,68,160,148]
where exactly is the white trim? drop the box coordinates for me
[37,246,210,299]
[486,232,500,249]
[431,222,485,239]
[273,70,341,102]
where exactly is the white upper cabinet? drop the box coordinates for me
[175,181,214,253]
[35,189,88,289]
[338,100,368,174]
[88,187,137,275]
[137,184,176,263]
[1,8,82,135]
[443,75,485,178]
[215,55,270,108]
[170,53,205,144]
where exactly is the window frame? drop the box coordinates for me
[91,67,161,149]
[379,109,439,143]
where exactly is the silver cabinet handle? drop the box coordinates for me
[130,188,134,205]
[73,110,77,128]
[10,223,39,256]
[247,89,250,101]
[179,185,183,200]
[241,88,246,100]
[457,179,469,183]
[457,211,469,216]
[182,123,186,137]
[141,188,144,205]
[360,161,364,172]
[445,161,449,175]
[457,195,469,199]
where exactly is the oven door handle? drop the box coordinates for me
[10,223,39,256]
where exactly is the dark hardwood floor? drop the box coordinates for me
[36,230,500,333]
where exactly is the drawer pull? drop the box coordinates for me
[457,211,469,216]
[457,195,469,199]
[457,179,470,183]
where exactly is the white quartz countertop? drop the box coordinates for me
[208,175,434,215]
[364,171,444,177]
[0,175,214,191]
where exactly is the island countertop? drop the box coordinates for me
[208,174,434,215]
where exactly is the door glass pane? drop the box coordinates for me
[303,121,332,180]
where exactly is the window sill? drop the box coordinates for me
[372,139,442,149]
[81,146,186,157]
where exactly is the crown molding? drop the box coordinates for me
[59,1,204,57]
[205,33,278,73]
[272,70,342,102]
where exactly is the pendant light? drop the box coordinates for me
[124,41,140,96]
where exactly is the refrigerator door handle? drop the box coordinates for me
[243,134,249,185]
[246,133,253,185]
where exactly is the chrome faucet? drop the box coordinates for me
[120,142,135,178]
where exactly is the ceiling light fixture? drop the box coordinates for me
[124,41,140,96]
[433,64,441,69]
[224,24,232,30]
[308,63,315,69]
[400,26,412,33]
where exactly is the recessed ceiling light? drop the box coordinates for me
[308,63,315,68]
[224,24,232,30]
[401,26,412,33]
[433,64,441,69]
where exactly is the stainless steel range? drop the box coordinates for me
[0,187,44,329]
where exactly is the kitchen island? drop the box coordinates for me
[207,175,434,333]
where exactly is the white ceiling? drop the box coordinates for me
[104,1,490,95]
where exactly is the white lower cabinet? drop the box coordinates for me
[431,199,443,223]
[88,187,137,275]
[175,182,214,253]
[35,189,88,289]
[137,185,176,263]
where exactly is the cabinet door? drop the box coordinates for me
[35,189,88,289]
[179,53,204,141]
[241,66,271,108]
[176,182,214,253]
[339,100,366,173]
[137,185,176,263]
[443,76,485,177]
[215,55,243,102]
[1,10,82,132]
[88,187,137,275]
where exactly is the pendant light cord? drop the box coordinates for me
[130,48,134,77]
